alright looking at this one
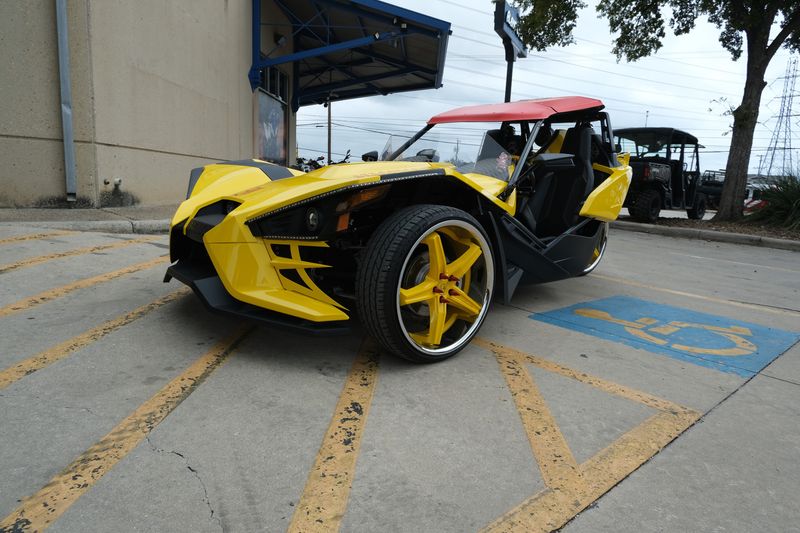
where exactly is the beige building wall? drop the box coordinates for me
[0,0,96,206]
[0,0,295,207]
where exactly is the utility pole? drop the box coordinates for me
[760,57,798,178]
[645,110,649,127]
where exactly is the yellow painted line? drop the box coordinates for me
[0,288,189,391]
[0,255,169,318]
[488,340,582,489]
[288,338,380,533]
[0,230,76,245]
[475,339,701,533]
[579,410,700,486]
[591,272,800,317]
[0,236,158,275]
[0,325,252,533]
[474,338,689,414]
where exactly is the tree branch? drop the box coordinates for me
[766,10,800,60]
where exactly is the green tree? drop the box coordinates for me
[514,0,800,220]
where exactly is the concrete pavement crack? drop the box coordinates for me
[145,435,223,531]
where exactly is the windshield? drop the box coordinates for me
[388,122,526,181]
[615,132,671,159]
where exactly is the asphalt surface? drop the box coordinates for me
[0,224,798,532]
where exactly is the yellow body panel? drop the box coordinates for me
[203,241,348,323]
[172,162,300,226]
[579,155,633,222]
[178,160,516,234]
[545,130,566,153]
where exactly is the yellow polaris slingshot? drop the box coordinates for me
[165,97,632,362]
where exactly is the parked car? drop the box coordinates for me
[165,97,632,362]
[615,127,705,222]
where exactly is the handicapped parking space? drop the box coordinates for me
[532,295,800,377]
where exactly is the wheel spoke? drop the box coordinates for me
[446,243,482,279]
[422,232,447,276]
[446,286,483,319]
[399,280,435,306]
[428,298,448,345]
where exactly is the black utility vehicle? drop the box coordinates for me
[615,128,705,222]
[698,170,725,209]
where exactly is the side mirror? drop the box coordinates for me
[614,143,622,153]
[362,150,378,162]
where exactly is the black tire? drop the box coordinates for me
[356,204,494,363]
[629,189,661,223]
[687,194,707,220]
[579,222,608,276]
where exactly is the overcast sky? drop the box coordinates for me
[296,0,797,175]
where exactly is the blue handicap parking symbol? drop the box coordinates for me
[532,296,799,377]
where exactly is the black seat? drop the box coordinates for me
[590,133,614,187]
[531,125,594,236]
[561,125,594,197]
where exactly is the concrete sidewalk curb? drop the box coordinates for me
[611,220,800,252]
[4,218,798,252]
[0,219,170,234]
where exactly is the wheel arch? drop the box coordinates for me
[345,174,509,248]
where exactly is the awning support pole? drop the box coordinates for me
[56,0,77,201]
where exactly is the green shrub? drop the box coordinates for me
[746,176,800,231]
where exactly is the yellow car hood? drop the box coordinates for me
[172,161,447,228]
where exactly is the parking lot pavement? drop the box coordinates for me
[0,224,798,533]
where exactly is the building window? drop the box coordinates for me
[260,66,289,103]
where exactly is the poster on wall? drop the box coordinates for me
[255,89,287,165]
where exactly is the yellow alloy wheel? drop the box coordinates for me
[357,205,494,363]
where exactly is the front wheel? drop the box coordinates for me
[357,205,494,363]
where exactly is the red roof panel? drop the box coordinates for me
[427,96,604,124]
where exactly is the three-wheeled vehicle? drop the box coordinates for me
[165,97,632,362]
[615,127,705,222]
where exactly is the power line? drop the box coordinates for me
[448,54,738,102]
[574,37,744,76]
[444,66,716,121]
[450,29,746,86]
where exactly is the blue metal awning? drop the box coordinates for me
[250,0,451,110]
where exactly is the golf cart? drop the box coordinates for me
[615,128,705,222]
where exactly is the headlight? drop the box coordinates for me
[246,184,390,239]
[305,208,321,232]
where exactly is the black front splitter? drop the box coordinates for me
[164,262,352,336]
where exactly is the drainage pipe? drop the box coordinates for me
[56,0,77,201]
